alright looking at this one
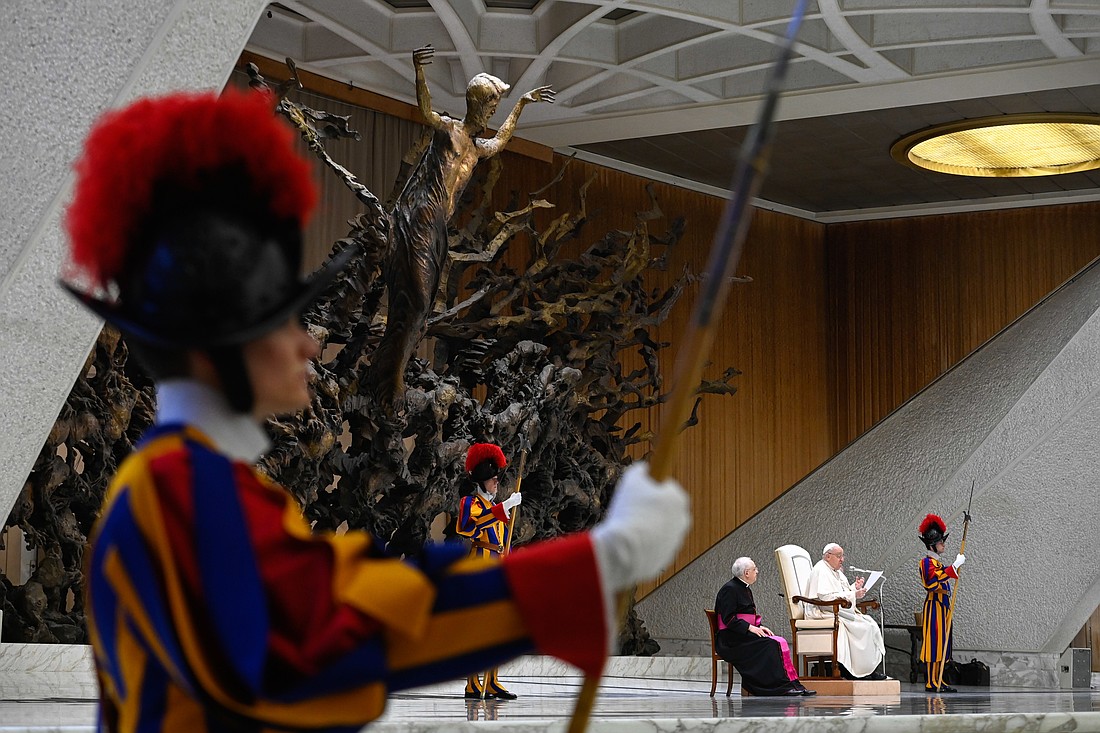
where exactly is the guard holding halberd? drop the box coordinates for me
[456,442,522,700]
[918,513,966,693]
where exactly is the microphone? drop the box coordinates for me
[848,566,873,573]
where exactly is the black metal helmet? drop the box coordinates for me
[61,89,354,411]
[918,513,949,550]
[62,88,351,351]
[466,443,506,484]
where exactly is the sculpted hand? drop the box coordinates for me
[591,462,691,591]
[522,85,556,105]
[413,45,434,68]
[952,553,966,569]
[501,491,522,512]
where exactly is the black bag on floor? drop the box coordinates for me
[944,658,990,686]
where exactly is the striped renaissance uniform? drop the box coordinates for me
[455,493,509,558]
[85,405,607,732]
[454,488,516,697]
[919,552,958,684]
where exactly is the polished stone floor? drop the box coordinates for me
[3,675,1099,732]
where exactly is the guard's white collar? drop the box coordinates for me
[155,380,271,462]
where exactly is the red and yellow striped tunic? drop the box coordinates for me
[455,494,509,558]
[918,554,958,664]
[86,425,607,732]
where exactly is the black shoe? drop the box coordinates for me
[924,684,956,693]
[783,688,804,696]
[800,688,817,696]
[489,688,517,700]
[464,690,491,699]
[862,671,887,681]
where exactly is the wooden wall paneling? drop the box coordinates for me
[827,203,1100,449]
[478,166,1100,599]
[1070,604,1100,671]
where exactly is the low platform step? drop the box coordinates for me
[799,677,902,697]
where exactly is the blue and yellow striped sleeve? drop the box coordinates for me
[86,426,608,732]
[920,556,956,592]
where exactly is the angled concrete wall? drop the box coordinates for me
[1,0,269,534]
[640,258,1100,657]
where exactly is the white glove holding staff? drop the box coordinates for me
[591,462,691,591]
[952,553,966,570]
[501,491,522,512]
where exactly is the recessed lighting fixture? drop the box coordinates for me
[891,113,1100,177]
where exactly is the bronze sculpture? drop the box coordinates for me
[2,58,740,652]
[371,45,555,410]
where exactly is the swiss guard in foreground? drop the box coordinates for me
[456,443,522,699]
[918,514,966,693]
[61,88,691,732]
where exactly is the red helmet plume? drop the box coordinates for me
[64,87,317,288]
[919,514,946,536]
[466,443,506,475]
[918,513,949,549]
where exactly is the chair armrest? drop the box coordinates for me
[793,595,851,611]
[857,599,880,612]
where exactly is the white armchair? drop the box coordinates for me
[774,543,850,679]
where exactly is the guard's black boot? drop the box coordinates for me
[485,670,517,700]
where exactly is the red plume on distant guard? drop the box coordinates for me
[919,514,945,535]
[466,443,507,475]
[918,513,949,549]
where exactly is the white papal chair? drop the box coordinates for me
[774,543,849,679]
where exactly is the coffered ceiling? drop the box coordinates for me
[247,1,1100,221]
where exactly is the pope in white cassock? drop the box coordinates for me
[804,543,886,679]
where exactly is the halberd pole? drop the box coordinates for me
[937,481,975,689]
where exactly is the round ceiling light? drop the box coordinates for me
[890,113,1100,177]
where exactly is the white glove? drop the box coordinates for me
[591,462,691,592]
[952,553,966,569]
[501,491,522,512]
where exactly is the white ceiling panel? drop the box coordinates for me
[247,0,1100,218]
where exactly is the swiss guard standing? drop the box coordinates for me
[456,443,523,699]
[60,88,692,731]
[918,513,966,693]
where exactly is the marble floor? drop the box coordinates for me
[3,675,1099,732]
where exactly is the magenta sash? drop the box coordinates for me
[733,613,798,681]
[769,635,799,681]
